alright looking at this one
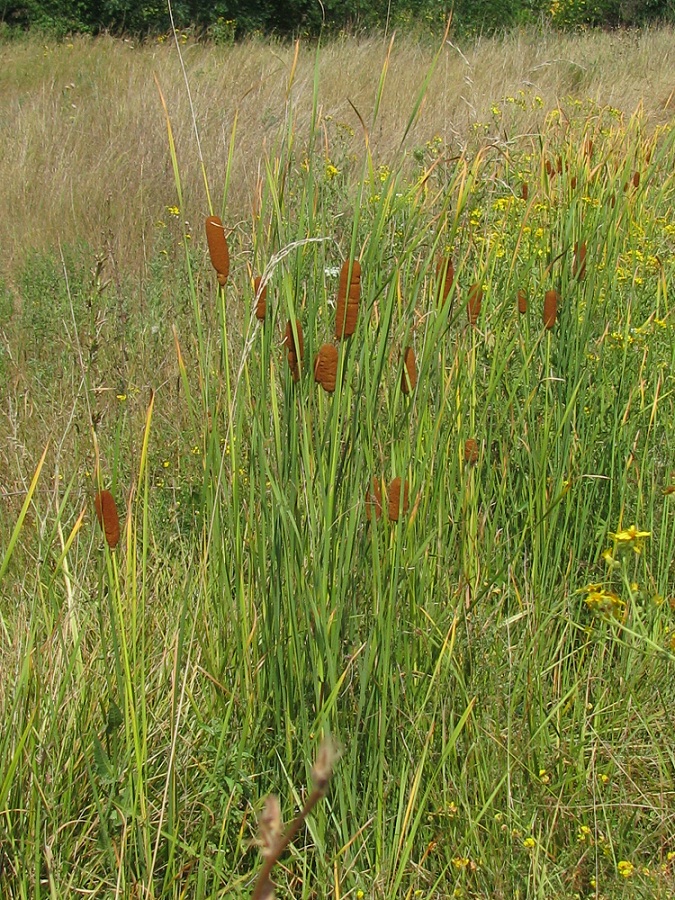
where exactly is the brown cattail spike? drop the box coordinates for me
[436,257,454,305]
[387,477,409,521]
[335,259,361,339]
[521,182,528,201]
[464,439,479,465]
[95,489,120,549]
[366,477,383,521]
[544,290,559,329]
[573,242,587,280]
[517,289,527,314]
[205,216,230,286]
[253,276,267,320]
[284,319,304,382]
[467,283,483,326]
[632,170,640,189]
[401,346,417,395]
[314,343,338,393]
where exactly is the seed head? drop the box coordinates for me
[314,343,338,393]
[387,477,409,521]
[335,259,361,339]
[205,216,230,286]
[254,276,267,320]
[543,290,559,329]
[467,283,483,326]
[401,346,417,394]
[95,489,121,549]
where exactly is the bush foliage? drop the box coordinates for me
[1,0,674,37]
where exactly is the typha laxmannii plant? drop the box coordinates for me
[253,275,267,320]
[335,259,360,339]
[366,477,383,521]
[436,257,454,305]
[314,343,338,393]
[464,439,479,466]
[401,346,417,395]
[387,477,409,521]
[573,242,587,280]
[544,290,559,329]
[521,182,528,201]
[95,489,121,549]
[205,216,230,286]
[284,319,304,382]
[467,283,483,326]
[517,289,528,314]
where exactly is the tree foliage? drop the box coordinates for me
[1,0,673,37]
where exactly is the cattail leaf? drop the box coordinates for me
[95,489,120,549]
[205,216,230,285]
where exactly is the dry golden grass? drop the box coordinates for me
[0,26,674,281]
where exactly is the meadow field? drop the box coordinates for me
[1,23,675,899]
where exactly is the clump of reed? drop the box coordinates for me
[94,489,121,549]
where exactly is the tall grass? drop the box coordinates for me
[1,25,675,900]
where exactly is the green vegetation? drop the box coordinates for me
[1,27,675,899]
[1,0,674,39]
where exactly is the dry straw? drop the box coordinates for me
[366,477,383,521]
[387,477,409,521]
[517,289,527,314]
[401,346,417,395]
[467,283,483,326]
[253,275,267,320]
[436,257,454,305]
[335,259,361,339]
[314,343,338,393]
[544,290,559,329]
[205,216,230,286]
[464,439,479,465]
[284,319,304,382]
[95,489,120,549]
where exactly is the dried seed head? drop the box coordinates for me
[95,489,120,549]
[545,159,554,177]
[573,242,587,280]
[570,175,578,190]
[521,182,528,201]
[556,155,563,174]
[632,170,640,189]
[205,216,230,286]
[387,477,409,521]
[436,257,454,305]
[543,290,559,329]
[254,276,267,320]
[464,438,479,465]
[335,259,361,339]
[311,736,339,795]
[258,795,282,859]
[366,477,383,521]
[314,343,338,393]
[467,283,483,326]
[401,346,417,394]
[584,139,594,159]
[517,289,528,314]
[284,319,304,382]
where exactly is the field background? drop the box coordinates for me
[1,23,675,899]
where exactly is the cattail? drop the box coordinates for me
[253,276,267,320]
[517,289,527,314]
[632,170,640,189]
[95,489,120,549]
[284,319,304,382]
[545,159,554,177]
[543,290,559,329]
[205,216,230,286]
[464,438,479,465]
[314,343,338,393]
[584,139,594,159]
[335,259,361,339]
[570,175,577,190]
[573,241,587,280]
[387,477,409,521]
[467,283,483,326]
[401,346,417,395]
[521,182,528,201]
[609,192,616,208]
[556,155,563,174]
[436,257,454,305]
[366,477,383,521]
